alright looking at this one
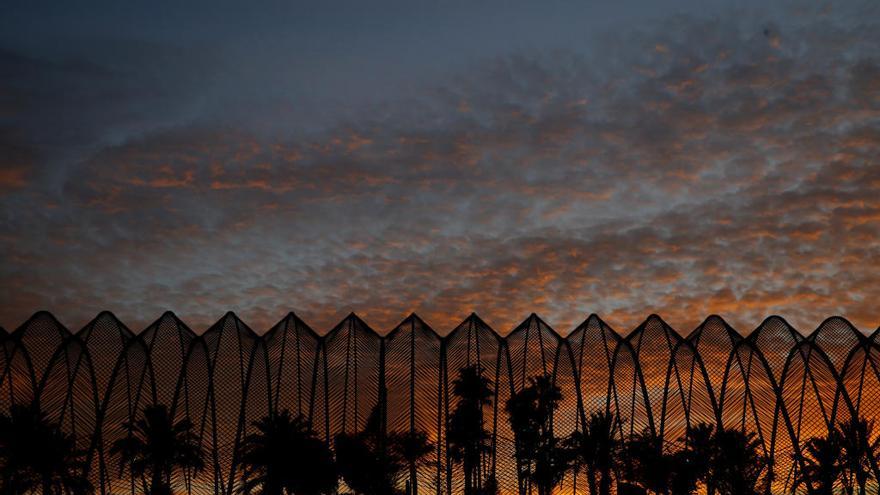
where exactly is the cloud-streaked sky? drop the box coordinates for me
[1,1,879,334]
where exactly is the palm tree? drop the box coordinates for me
[682,423,765,495]
[0,402,92,495]
[793,430,844,495]
[621,430,670,495]
[447,365,494,495]
[111,404,204,495]
[392,430,434,495]
[237,410,336,495]
[506,374,569,495]
[335,403,432,495]
[708,426,765,495]
[621,429,699,495]
[682,423,714,495]
[838,417,880,495]
[567,410,621,495]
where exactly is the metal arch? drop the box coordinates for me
[716,336,797,492]
[669,335,723,431]
[778,339,861,438]
[384,313,445,495]
[442,313,504,495]
[1,332,39,408]
[835,339,880,485]
[263,312,322,419]
[88,331,154,495]
[566,314,622,421]
[609,324,655,437]
[776,337,865,493]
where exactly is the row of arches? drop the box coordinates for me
[2,311,879,494]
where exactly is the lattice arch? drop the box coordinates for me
[384,314,444,495]
[444,313,504,495]
[264,313,321,422]
[2,311,879,495]
[718,336,788,493]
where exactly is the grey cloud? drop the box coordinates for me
[1,5,879,335]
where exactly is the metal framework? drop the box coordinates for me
[1,311,878,494]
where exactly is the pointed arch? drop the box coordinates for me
[140,312,196,406]
[263,313,321,421]
[748,316,802,381]
[322,313,383,442]
[201,312,269,495]
[778,340,857,493]
[808,316,865,373]
[36,332,100,495]
[10,311,71,405]
[385,313,444,495]
[565,314,620,419]
[93,334,154,495]
[444,314,503,495]
[687,315,741,409]
[718,339,790,494]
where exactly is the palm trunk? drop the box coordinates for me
[586,466,597,495]
[598,467,611,495]
[150,469,162,495]
[410,463,418,495]
[264,477,283,495]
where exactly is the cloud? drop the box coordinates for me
[1,5,879,335]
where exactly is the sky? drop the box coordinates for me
[1,0,878,335]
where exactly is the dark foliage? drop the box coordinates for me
[0,403,92,495]
[506,374,569,495]
[335,403,433,495]
[566,410,621,495]
[238,410,336,495]
[111,404,203,495]
[447,365,495,495]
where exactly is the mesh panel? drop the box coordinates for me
[809,316,864,373]
[779,342,849,493]
[173,338,213,495]
[202,313,269,495]
[141,312,196,406]
[264,313,320,421]
[0,329,10,413]
[444,314,502,495]
[37,336,99,474]
[385,314,444,495]
[76,312,134,494]
[323,313,382,439]
[13,311,70,404]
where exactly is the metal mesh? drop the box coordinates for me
[0,311,877,495]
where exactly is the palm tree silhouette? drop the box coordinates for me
[566,410,621,495]
[838,417,880,495]
[111,404,204,495]
[683,423,765,495]
[506,374,569,495]
[393,430,434,495]
[335,402,432,495]
[447,365,494,495]
[793,429,844,495]
[237,409,336,495]
[0,402,92,495]
[621,429,699,495]
[682,423,714,495]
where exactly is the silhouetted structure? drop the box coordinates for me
[1,311,879,494]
